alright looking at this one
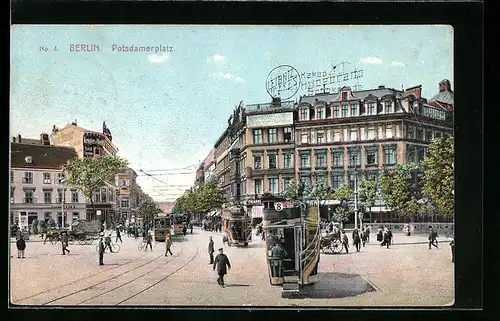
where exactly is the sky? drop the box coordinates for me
[10,25,453,202]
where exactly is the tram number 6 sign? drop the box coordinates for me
[274,202,283,211]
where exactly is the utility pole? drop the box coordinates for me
[61,177,67,229]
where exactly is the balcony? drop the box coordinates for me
[22,197,38,204]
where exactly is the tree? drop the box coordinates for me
[138,198,160,227]
[358,180,377,222]
[173,179,225,214]
[378,163,422,220]
[422,136,454,218]
[283,180,299,201]
[63,156,128,221]
[330,185,354,229]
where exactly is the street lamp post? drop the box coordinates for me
[61,177,67,229]
[351,155,359,230]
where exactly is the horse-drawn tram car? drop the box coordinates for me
[223,205,252,247]
[261,195,321,298]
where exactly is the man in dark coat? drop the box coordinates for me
[213,248,231,287]
[449,239,455,263]
[341,230,349,254]
[16,235,26,258]
[98,234,105,265]
[352,229,361,252]
[208,236,215,264]
[386,227,393,249]
[270,242,288,277]
[61,231,71,255]
[115,227,122,243]
[428,228,438,249]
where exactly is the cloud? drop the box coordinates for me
[207,54,226,63]
[360,57,383,64]
[148,54,169,64]
[214,72,244,83]
[391,61,406,67]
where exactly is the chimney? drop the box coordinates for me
[18,134,21,143]
[12,136,16,142]
[40,133,50,145]
[378,85,385,89]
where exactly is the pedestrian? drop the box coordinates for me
[381,227,388,247]
[449,238,455,263]
[165,234,173,256]
[386,227,393,249]
[352,229,361,252]
[115,227,123,243]
[341,230,349,254]
[262,229,266,241]
[98,233,105,266]
[104,233,114,253]
[213,248,231,287]
[377,227,383,242]
[16,235,26,259]
[208,236,215,264]
[428,228,438,249]
[16,228,22,240]
[365,226,371,243]
[61,231,70,255]
[145,232,153,251]
[190,223,193,234]
[270,241,288,277]
[182,225,187,237]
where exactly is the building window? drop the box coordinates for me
[23,172,33,184]
[333,129,341,142]
[385,101,393,113]
[254,156,262,169]
[268,154,277,169]
[366,149,378,165]
[120,179,128,187]
[253,129,262,144]
[300,153,310,168]
[316,175,327,186]
[341,104,348,118]
[57,190,63,203]
[333,151,343,167]
[42,172,51,184]
[254,179,262,195]
[284,127,292,142]
[386,125,394,139]
[101,188,107,203]
[350,103,358,116]
[71,190,79,203]
[367,102,375,115]
[349,151,360,166]
[383,147,397,164]
[44,190,52,203]
[268,178,278,194]
[316,153,327,168]
[300,175,311,186]
[407,125,415,139]
[121,198,130,208]
[11,171,14,183]
[268,128,277,143]
[24,190,34,203]
[342,92,348,101]
[417,128,424,141]
[301,132,308,144]
[317,132,325,144]
[56,173,65,184]
[435,132,442,139]
[317,107,324,119]
[333,105,340,118]
[332,174,343,190]
[349,173,357,190]
[95,148,100,155]
[367,126,376,140]
[300,108,308,121]
[283,177,292,190]
[93,191,101,203]
[427,129,433,141]
[11,188,15,203]
[366,172,377,181]
[283,153,293,168]
[350,128,359,141]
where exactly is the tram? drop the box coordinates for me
[261,195,321,292]
[222,205,252,247]
[171,213,188,236]
[153,215,171,242]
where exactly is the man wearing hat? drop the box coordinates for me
[213,248,231,287]
[98,233,105,266]
[208,236,215,264]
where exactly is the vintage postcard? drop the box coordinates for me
[10,25,454,307]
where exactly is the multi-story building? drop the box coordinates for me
[10,142,86,230]
[50,120,119,222]
[116,167,139,223]
[12,133,51,146]
[214,128,231,202]
[242,98,295,200]
[194,149,216,188]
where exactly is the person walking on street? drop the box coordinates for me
[341,230,349,254]
[450,238,455,263]
[98,234,105,266]
[16,235,26,259]
[145,232,153,251]
[165,234,173,256]
[386,227,393,249]
[213,248,231,287]
[208,236,215,264]
[270,241,288,277]
[381,227,388,247]
[352,229,361,252]
[377,227,383,242]
[190,223,193,234]
[115,227,122,243]
[104,233,114,253]
[61,231,71,255]
[365,226,371,243]
[428,228,438,249]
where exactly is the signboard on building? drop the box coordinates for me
[83,133,105,157]
[247,112,293,128]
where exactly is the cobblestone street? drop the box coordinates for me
[10,227,454,307]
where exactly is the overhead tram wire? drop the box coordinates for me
[138,169,187,191]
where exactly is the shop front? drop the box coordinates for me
[10,203,86,230]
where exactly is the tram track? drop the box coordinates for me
[12,250,151,304]
[116,247,200,306]
[40,249,184,306]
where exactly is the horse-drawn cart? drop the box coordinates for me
[320,231,343,254]
[69,220,101,245]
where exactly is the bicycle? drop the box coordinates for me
[138,240,154,251]
[96,243,120,253]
